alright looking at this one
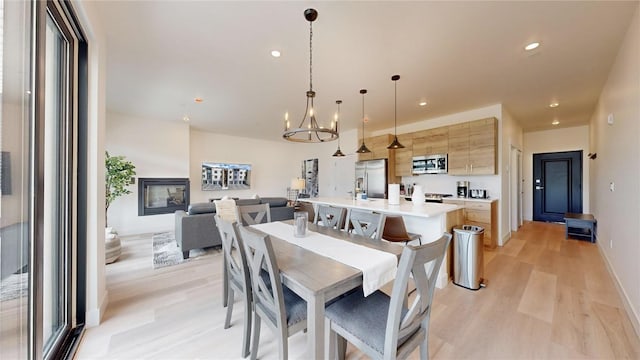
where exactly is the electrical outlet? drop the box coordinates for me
[609,182,615,192]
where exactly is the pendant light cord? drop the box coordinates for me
[309,21,313,92]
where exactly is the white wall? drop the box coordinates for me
[501,107,523,244]
[73,0,108,327]
[189,128,360,203]
[105,112,190,235]
[589,7,640,335]
[522,126,590,221]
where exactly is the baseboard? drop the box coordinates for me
[85,289,109,327]
[596,241,640,339]
[501,232,511,247]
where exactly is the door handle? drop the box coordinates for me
[535,186,544,190]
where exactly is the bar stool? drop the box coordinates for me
[382,215,422,245]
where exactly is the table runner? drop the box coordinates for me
[251,222,397,296]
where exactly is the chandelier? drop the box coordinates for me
[283,9,338,143]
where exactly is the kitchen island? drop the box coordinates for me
[302,197,464,288]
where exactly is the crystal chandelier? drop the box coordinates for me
[283,9,338,143]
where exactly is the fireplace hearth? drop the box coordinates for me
[138,178,190,216]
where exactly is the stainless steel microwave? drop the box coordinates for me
[412,154,448,174]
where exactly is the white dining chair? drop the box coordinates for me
[325,232,452,360]
[314,204,346,230]
[215,215,252,358]
[344,208,386,241]
[237,225,308,360]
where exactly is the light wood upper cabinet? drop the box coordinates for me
[412,127,448,156]
[447,122,470,175]
[468,118,497,175]
[447,117,497,175]
[394,133,413,177]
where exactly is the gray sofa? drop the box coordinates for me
[174,197,294,259]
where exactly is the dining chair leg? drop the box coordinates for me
[224,287,234,329]
[250,314,261,360]
[420,316,430,360]
[223,255,229,307]
[241,292,252,358]
[277,323,288,360]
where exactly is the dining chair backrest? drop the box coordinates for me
[214,215,253,357]
[237,225,307,359]
[345,209,386,240]
[314,205,346,229]
[215,215,250,293]
[236,203,271,226]
[385,232,452,358]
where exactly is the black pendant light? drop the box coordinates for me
[387,74,405,149]
[332,100,345,157]
[282,9,338,143]
[356,89,372,153]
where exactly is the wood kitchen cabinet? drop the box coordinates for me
[394,133,413,177]
[443,199,498,249]
[412,127,449,156]
[357,134,398,183]
[447,117,497,175]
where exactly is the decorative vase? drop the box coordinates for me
[411,185,425,204]
[105,227,122,264]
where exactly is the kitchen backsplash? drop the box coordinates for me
[400,174,500,199]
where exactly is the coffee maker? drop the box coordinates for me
[457,181,469,198]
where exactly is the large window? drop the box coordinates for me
[0,0,86,358]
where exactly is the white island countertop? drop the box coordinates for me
[302,197,462,218]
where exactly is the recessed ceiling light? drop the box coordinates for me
[271,50,281,58]
[525,42,540,51]
[549,102,559,108]
[182,115,190,122]
[419,101,428,107]
[552,120,559,125]
[194,97,203,103]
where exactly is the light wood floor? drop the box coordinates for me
[74,222,640,359]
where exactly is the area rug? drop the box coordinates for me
[152,232,216,269]
[0,272,29,302]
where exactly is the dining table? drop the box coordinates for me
[250,220,404,360]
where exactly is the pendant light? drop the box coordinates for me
[356,89,372,153]
[282,9,338,143]
[387,74,405,149]
[332,100,346,157]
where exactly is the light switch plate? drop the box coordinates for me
[607,113,614,125]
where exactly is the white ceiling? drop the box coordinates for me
[96,1,637,141]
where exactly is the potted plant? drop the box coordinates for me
[105,151,136,263]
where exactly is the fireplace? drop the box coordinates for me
[138,178,190,216]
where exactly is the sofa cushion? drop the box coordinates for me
[260,197,288,207]
[188,202,216,215]
[235,199,261,206]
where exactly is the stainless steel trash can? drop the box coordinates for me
[453,225,485,290]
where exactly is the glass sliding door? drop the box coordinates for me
[0,0,33,359]
[1,0,86,358]
[42,10,71,355]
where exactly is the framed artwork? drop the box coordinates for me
[202,162,251,191]
[302,158,318,197]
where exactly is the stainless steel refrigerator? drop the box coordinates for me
[355,159,388,199]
